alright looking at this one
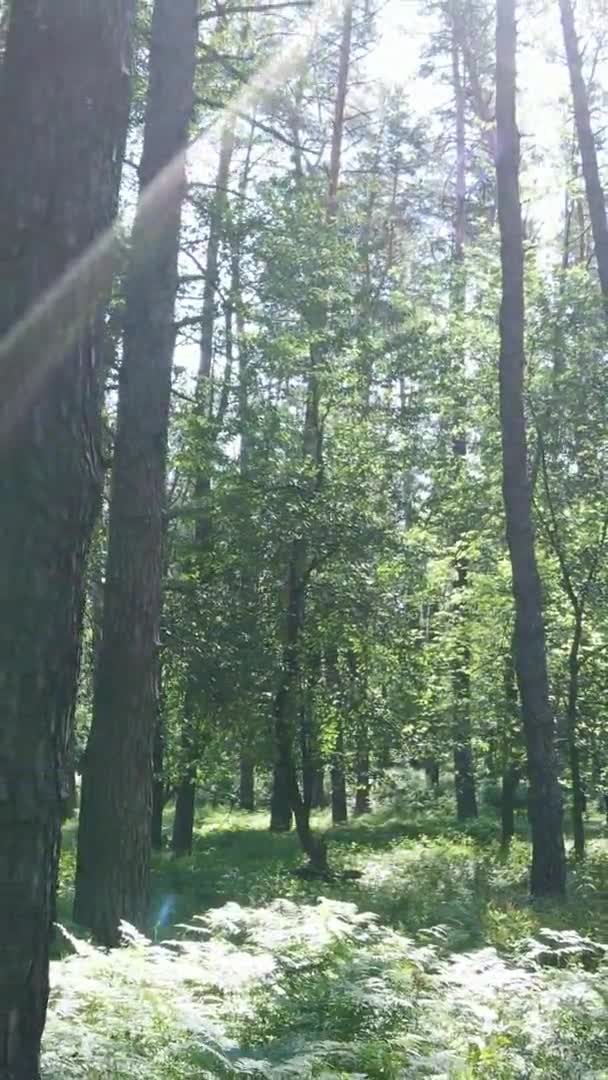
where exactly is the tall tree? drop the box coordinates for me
[449,9,478,821]
[559,0,608,306]
[495,0,566,896]
[0,0,134,1072]
[270,0,353,861]
[74,0,198,944]
[172,119,236,856]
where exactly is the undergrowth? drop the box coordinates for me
[47,800,608,1078]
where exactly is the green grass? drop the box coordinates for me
[46,799,608,1078]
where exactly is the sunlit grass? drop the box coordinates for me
[51,799,608,1077]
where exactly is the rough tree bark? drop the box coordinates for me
[74,0,198,944]
[559,0,608,306]
[495,0,566,896]
[0,0,134,1072]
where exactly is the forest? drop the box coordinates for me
[2,0,608,1076]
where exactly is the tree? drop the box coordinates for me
[448,4,478,821]
[0,0,134,1071]
[270,0,353,867]
[495,0,566,896]
[172,118,236,856]
[558,0,608,307]
[74,0,198,945]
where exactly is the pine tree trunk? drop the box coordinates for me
[0,1,134,1070]
[495,0,566,897]
[172,779,196,857]
[559,0,608,304]
[269,3,352,869]
[74,0,198,945]
[239,753,255,811]
[271,551,303,836]
[449,24,477,823]
[567,619,585,859]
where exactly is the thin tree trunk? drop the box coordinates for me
[270,762,294,831]
[567,618,585,859]
[500,638,520,848]
[269,1,352,868]
[495,0,566,897]
[239,753,255,811]
[501,764,519,847]
[311,766,328,809]
[449,22,478,822]
[559,0,608,305]
[0,1,134,1070]
[172,779,196,856]
[170,119,237,851]
[331,719,348,824]
[199,121,236,384]
[425,760,440,789]
[326,649,348,824]
[74,0,198,944]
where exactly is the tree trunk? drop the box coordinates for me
[449,24,478,823]
[74,0,198,945]
[331,718,348,825]
[311,766,328,809]
[270,762,294,832]
[495,0,566,897]
[0,1,134,1071]
[452,617,477,820]
[171,120,237,837]
[559,0,608,305]
[454,742,478,819]
[326,650,348,824]
[170,678,199,855]
[172,779,196,857]
[425,760,440,789]
[239,754,255,811]
[271,551,303,837]
[199,120,236,383]
[501,764,519,847]
[567,618,585,859]
[269,2,352,869]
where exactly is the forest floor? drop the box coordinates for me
[46,794,608,1079]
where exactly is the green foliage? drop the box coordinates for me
[52,806,608,1078]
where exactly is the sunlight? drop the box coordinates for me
[0,0,347,441]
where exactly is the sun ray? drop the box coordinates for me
[0,0,346,440]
